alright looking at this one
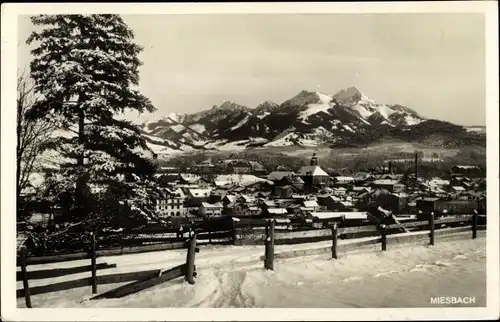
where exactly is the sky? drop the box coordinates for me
[17,13,486,126]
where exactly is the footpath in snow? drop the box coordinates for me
[17,232,486,308]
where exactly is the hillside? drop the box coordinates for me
[141,87,485,156]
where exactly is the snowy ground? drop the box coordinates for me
[18,232,485,308]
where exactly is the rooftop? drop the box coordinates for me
[201,202,223,208]
[268,208,288,215]
[298,165,329,177]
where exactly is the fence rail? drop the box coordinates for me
[260,212,484,269]
[16,212,485,307]
[17,233,200,308]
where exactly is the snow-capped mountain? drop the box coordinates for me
[141,86,485,154]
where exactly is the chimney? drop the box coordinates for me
[389,161,392,174]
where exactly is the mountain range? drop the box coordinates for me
[140,86,486,157]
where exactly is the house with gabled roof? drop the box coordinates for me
[298,153,330,186]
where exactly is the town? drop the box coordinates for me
[9,10,493,313]
[142,153,486,227]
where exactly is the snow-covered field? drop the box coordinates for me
[17,232,485,308]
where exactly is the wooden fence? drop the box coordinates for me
[261,212,486,269]
[21,213,483,265]
[16,212,486,307]
[17,233,199,308]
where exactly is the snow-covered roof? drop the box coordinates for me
[343,212,369,220]
[224,195,237,203]
[335,176,355,182]
[451,186,466,191]
[421,197,441,202]
[275,218,291,224]
[240,195,255,203]
[303,200,319,208]
[372,179,400,186]
[454,165,480,169]
[174,188,185,197]
[263,200,276,207]
[429,179,450,186]
[188,188,212,197]
[309,212,344,219]
[215,174,271,187]
[298,166,329,177]
[180,173,200,182]
[268,208,288,215]
[201,202,223,208]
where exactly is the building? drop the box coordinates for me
[239,195,256,204]
[267,171,295,182]
[276,175,305,190]
[451,165,483,178]
[370,179,405,193]
[155,188,185,217]
[228,160,252,174]
[416,198,479,215]
[183,197,203,216]
[318,196,353,212]
[334,176,355,185]
[232,204,261,217]
[199,202,223,218]
[428,178,450,188]
[332,187,347,196]
[191,160,216,174]
[370,189,408,214]
[248,161,267,175]
[274,185,294,198]
[222,194,238,207]
[298,154,330,186]
[266,208,288,216]
[187,188,212,199]
[302,199,320,211]
[353,171,373,183]
[342,212,370,225]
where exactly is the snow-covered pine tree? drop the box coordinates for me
[26,14,161,230]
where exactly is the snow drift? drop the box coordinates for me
[17,233,486,308]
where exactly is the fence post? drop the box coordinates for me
[472,210,478,239]
[264,222,269,269]
[380,224,387,251]
[331,223,338,259]
[429,212,435,246]
[264,219,275,270]
[90,231,97,294]
[20,246,32,308]
[208,220,212,244]
[185,234,198,284]
[231,217,238,245]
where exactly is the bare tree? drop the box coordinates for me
[17,71,57,220]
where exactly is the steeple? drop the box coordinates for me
[310,153,318,166]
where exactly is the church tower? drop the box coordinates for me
[310,153,318,166]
